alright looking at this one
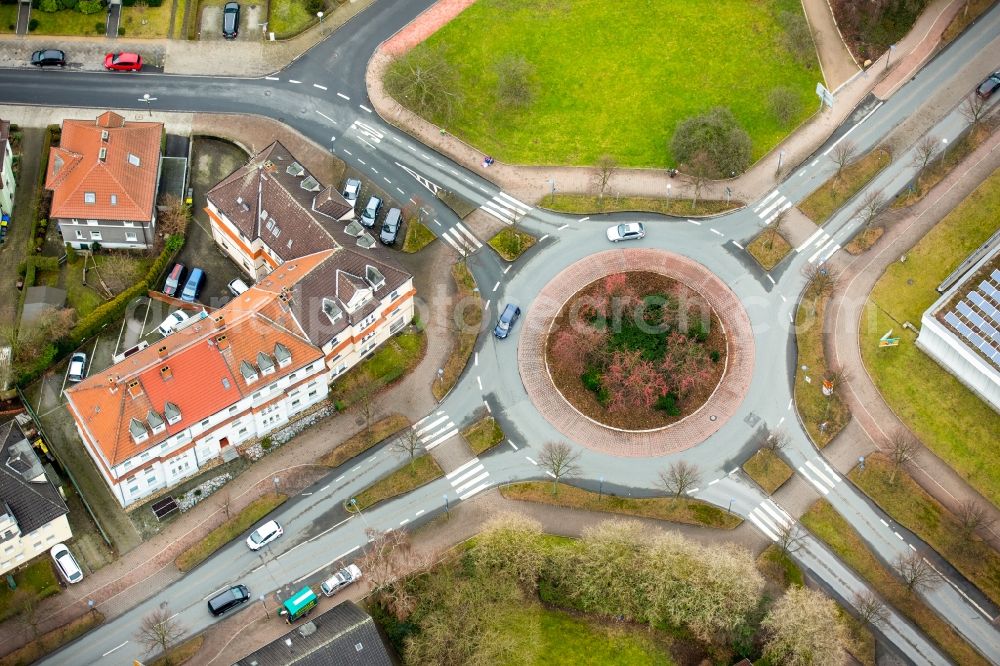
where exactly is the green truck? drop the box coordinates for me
[278,586,318,623]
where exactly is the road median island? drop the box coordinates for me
[318,413,411,469]
[800,499,990,666]
[401,219,436,253]
[347,454,444,512]
[175,492,287,572]
[433,261,481,401]
[487,227,536,262]
[0,610,105,666]
[742,449,793,494]
[500,481,742,529]
[544,194,741,217]
[148,634,204,666]
[850,454,1000,606]
[797,148,891,225]
[461,415,504,455]
[746,231,792,270]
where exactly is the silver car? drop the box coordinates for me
[360,196,382,228]
[606,222,646,242]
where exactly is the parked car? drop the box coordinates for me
[380,208,402,245]
[207,584,250,616]
[104,52,142,72]
[320,564,363,597]
[228,278,250,296]
[180,267,205,303]
[342,178,361,212]
[67,353,87,383]
[222,2,240,39]
[246,519,283,551]
[50,543,83,584]
[163,263,186,297]
[976,71,1000,100]
[606,222,646,242]
[157,310,191,337]
[360,196,382,228]
[494,303,521,340]
[31,50,66,68]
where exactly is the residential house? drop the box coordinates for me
[47,111,162,250]
[0,120,15,216]
[0,420,72,576]
[65,246,414,507]
[205,140,353,282]
[233,600,394,666]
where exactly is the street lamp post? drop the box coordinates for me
[777,150,785,172]
[443,494,450,518]
[858,456,866,471]
[349,497,370,528]
[725,186,732,205]
[316,11,324,31]
[940,138,949,165]
[598,476,604,500]
[666,183,672,203]
[259,594,269,619]
[139,93,157,117]
[546,178,556,203]
[727,498,735,514]
[885,43,896,71]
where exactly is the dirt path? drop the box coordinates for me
[0,127,41,330]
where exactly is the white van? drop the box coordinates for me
[50,543,83,584]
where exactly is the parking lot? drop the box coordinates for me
[341,166,410,248]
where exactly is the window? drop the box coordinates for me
[308,390,318,399]
[84,192,96,204]
[390,290,399,300]
[229,406,238,414]
[238,428,248,436]
[129,485,140,495]
[201,419,209,426]
[128,153,140,166]
[75,229,84,240]
[125,232,138,242]
[90,230,102,241]
[111,194,118,206]
[252,392,261,400]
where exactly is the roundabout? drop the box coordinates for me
[517,248,755,457]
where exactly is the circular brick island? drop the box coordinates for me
[518,248,754,457]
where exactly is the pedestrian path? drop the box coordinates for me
[753,189,793,225]
[747,498,795,542]
[413,410,459,450]
[445,457,490,500]
[796,227,841,265]
[797,455,844,495]
[439,221,482,256]
[480,192,531,225]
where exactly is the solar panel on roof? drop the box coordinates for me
[969,332,985,347]
[969,292,984,306]
[957,323,973,336]
[945,312,961,327]
[991,269,1000,282]
[957,302,974,317]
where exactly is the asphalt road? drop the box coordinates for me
[4,0,1000,663]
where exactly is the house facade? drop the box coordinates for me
[0,120,15,216]
[47,111,162,250]
[0,420,72,576]
[66,246,415,508]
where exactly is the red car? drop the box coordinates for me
[104,52,142,72]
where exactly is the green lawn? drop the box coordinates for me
[0,5,17,33]
[269,0,318,38]
[742,449,793,494]
[329,330,426,407]
[26,8,107,36]
[401,0,818,167]
[120,3,173,38]
[545,194,740,216]
[401,219,436,253]
[488,227,536,261]
[318,414,410,469]
[795,286,849,447]
[350,454,443,511]
[746,231,792,271]
[0,610,104,666]
[0,560,60,623]
[863,168,1000,505]
[461,415,504,455]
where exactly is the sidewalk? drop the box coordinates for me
[825,127,1000,549]
[366,0,965,207]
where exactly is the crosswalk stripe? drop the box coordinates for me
[762,201,792,224]
[450,464,485,487]
[459,482,491,500]
[481,201,516,224]
[798,465,830,495]
[748,510,780,541]
[447,457,483,479]
[797,228,825,252]
[817,243,841,264]
[453,222,483,248]
[454,470,490,494]
[445,229,478,254]
[759,500,793,528]
[754,190,780,213]
[424,427,459,450]
[804,460,836,489]
[819,459,840,481]
[440,232,467,256]
[807,239,834,264]
[496,191,532,214]
[414,410,445,427]
[415,415,449,436]
[752,507,786,536]
[758,195,787,220]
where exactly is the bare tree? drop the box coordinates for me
[99,252,141,295]
[911,134,939,180]
[384,45,463,123]
[136,606,186,665]
[886,429,917,483]
[830,140,856,178]
[357,528,423,620]
[804,263,838,298]
[686,150,717,209]
[853,589,888,627]
[768,86,803,125]
[657,460,701,499]
[537,441,581,494]
[219,492,232,520]
[493,54,536,112]
[776,524,805,555]
[856,188,886,229]
[764,427,790,454]
[392,427,423,473]
[894,552,938,595]
[961,93,988,128]
[593,154,618,202]
[762,208,787,250]
[957,500,994,541]
[157,193,191,237]
[352,376,382,443]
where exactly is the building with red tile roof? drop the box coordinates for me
[47,111,162,250]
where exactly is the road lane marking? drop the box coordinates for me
[416,509,425,517]
[526,456,538,465]
[337,92,350,100]
[477,376,483,391]
[766,274,776,285]
[315,110,336,123]
[710,228,723,237]
[492,281,500,292]
[447,458,483,479]
[289,79,301,84]
[796,228,824,251]
[265,76,279,81]
[687,219,701,226]
[540,234,550,242]
[708,478,720,486]
[508,439,518,451]
[321,485,330,491]
[400,518,410,525]
[308,517,353,543]
[474,352,479,366]
[293,545,361,583]
[483,399,491,413]
[313,83,327,90]
[822,101,883,156]
[753,190,779,212]
[578,216,590,222]
[103,642,128,657]
[359,104,372,113]
[558,223,569,230]
[732,241,744,249]
[503,265,512,274]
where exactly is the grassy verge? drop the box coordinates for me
[798,149,890,224]
[546,194,739,216]
[0,560,60,623]
[120,3,172,38]
[461,415,504,455]
[892,125,990,208]
[943,0,995,42]
[794,285,849,447]
[0,610,104,666]
[863,167,1000,505]
[349,454,443,511]
[488,227,537,261]
[149,634,204,666]
[437,189,477,218]
[268,0,317,38]
[170,0,187,38]
[0,5,17,33]
[401,219,436,253]
[329,329,426,408]
[175,493,287,572]
[318,414,411,469]
[433,262,481,401]
[844,226,884,255]
[801,499,989,666]
[501,481,742,529]
[746,231,792,270]
[742,449,793,494]
[850,455,1000,605]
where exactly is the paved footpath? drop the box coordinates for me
[825,129,1000,550]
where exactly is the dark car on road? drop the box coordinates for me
[222,2,240,39]
[976,72,1000,100]
[207,585,250,616]
[494,303,521,340]
[31,50,66,68]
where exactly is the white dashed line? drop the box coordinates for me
[383,177,391,184]
[433,219,441,226]
[396,188,405,195]
[483,399,491,413]
[508,439,518,451]
[103,642,129,657]
[908,543,916,551]
[766,274,776,285]
[343,149,352,156]
[710,228,723,237]
[810,159,819,167]
[484,299,491,311]
[687,219,701,226]
[359,104,372,113]
[503,265,511,274]
[337,92,350,100]
[335,475,344,482]
[477,376,483,391]
[685,487,699,495]
[708,478,720,486]
[416,509,425,517]
[265,76,279,81]
[321,485,330,491]
[894,531,904,541]
[463,177,474,184]
[371,168,378,174]
[313,83,327,90]
[526,456,538,465]
[315,110,336,123]
[421,153,431,159]
[474,352,479,366]
[357,159,366,166]
[732,241,744,249]
[780,294,787,302]
[880,519,889,526]
[558,223,569,230]
[787,399,793,410]
[539,234,549,242]
[579,216,590,222]
[492,281,500,292]
[777,417,785,427]
[400,518,410,525]
[392,136,402,143]
[289,79,302,84]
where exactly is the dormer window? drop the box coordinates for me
[164,401,181,425]
[240,360,258,383]
[322,298,343,324]
[84,192,96,204]
[366,265,385,290]
[257,352,275,376]
[274,342,292,368]
[128,153,140,167]
[147,410,165,435]
[98,147,107,162]
[129,418,148,444]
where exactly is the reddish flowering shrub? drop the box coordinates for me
[603,349,669,412]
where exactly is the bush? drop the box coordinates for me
[305,0,323,14]
[37,0,58,11]
[94,21,104,32]
[121,0,134,5]
[145,0,162,6]
[768,86,803,126]
[117,26,124,35]
[671,107,752,178]
[58,0,77,8]
[33,256,60,271]
[90,241,101,253]
[710,350,720,363]
[65,244,77,263]
[77,0,103,14]
[27,18,39,30]
[654,392,680,415]
[779,11,816,67]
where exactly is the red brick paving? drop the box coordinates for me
[519,250,754,457]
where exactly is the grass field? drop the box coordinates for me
[318,414,410,469]
[0,560,60,623]
[27,8,106,36]
[269,0,317,38]
[403,0,818,167]
[0,5,17,33]
[863,167,1000,505]
[798,149,891,224]
[434,262,481,400]
[546,194,740,216]
[795,286,850,447]
[120,3,172,38]
[401,219,436,253]
[488,227,536,261]
[329,330,426,407]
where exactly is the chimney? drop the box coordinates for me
[127,380,143,399]
[215,334,230,350]
[214,314,225,329]
[107,376,118,393]
[159,365,173,381]
[157,345,168,358]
